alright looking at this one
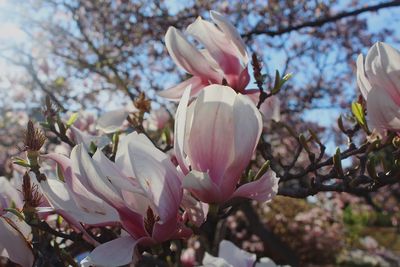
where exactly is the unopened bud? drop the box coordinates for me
[23,120,46,152]
[333,147,344,177]
[22,172,42,210]
[134,92,151,113]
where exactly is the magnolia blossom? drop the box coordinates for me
[0,177,34,267]
[357,42,400,134]
[175,85,279,204]
[159,11,280,127]
[68,132,191,266]
[202,240,282,267]
[159,11,249,100]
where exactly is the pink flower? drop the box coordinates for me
[159,11,280,127]
[175,85,279,204]
[159,11,250,100]
[70,132,191,266]
[0,177,34,267]
[357,42,400,134]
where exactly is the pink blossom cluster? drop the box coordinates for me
[1,9,400,267]
[1,11,280,267]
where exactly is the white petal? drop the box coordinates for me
[93,149,151,216]
[40,178,117,225]
[185,85,236,185]
[0,176,23,210]
[165,27,221,81]
[218,240,256,267]
[81,236,138,267]
[44,153,119,224]
[202,252,233,267]
[0,217,34,267]
[183,170,221,203]
[356,54,372,100]
[365,42,400,105]
[366,87,400,132]
[174,85,192,174]
[157,76,204,101]
[181,191,209,227]
[70,126,109,149]
[232,170,279,202]
[71,145,124,208]
[96,109,129,133]
[220,92,262,197]
[255,257,278,267]
[210,11,248,63]
[116,132,182,222]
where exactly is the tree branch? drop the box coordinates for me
[244,1,400,38]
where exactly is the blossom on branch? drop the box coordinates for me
[175,85,279,204]
[70,133,191,266]
[159,11,250,100]
[357,42,400,134]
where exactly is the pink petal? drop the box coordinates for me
[44,153,119,223]
[158,76,205,101]
[186,17,244,88]
[39,178,117,225]
[210,11,248,64]
[93,150,151,216]
[232,170,279,202]
[152,216,181,242]
[365,42,400,106]
[181,191,209,227]
[0,177,23,210]
[72,145,147,238]
[116,132,182,224]
[0,217,34,267]
[71,145,124,208]
[356,54,372,100]
[165,27,221,82]
[2,213,31,243]
[366,87,400,132]
[81,236,139,267]
[182,170,221,203]
[174,85,192,175]
[186,85,236,186]
[220,92,262,200]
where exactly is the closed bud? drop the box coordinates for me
[333,147,344,177]
[22,172,42,210]
[134,92,151,113]
[22,120,46,153]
